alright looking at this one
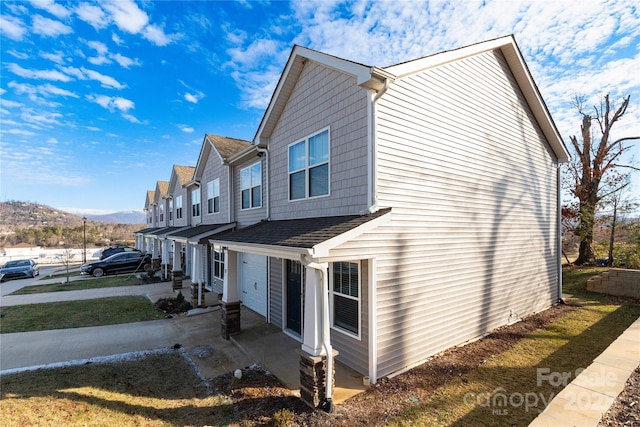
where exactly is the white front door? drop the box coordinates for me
[239,253,267,316]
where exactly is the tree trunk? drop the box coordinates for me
[574,198,596,265]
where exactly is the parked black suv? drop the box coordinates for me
[99,245,140,260]
[82,252,152,277]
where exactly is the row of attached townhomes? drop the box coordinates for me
[135,35,569,409]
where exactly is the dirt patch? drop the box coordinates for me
[155,293,192,316]
[599,365,640,426]
[206,304,575,426]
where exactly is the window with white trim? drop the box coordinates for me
[207,179,220,214]
[176,195,183,219]
[241,162,261,209]
[213,245,225,280]
[159,204,164,222]
[289,128,329,200]
[331,261,360,336]
[169,199,173,221]
[191,188,201,218]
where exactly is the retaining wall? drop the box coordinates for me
[586,268,640,299]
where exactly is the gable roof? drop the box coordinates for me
[254,35,568,162]
[193,134,252,180]
[383,35,569,161]
[144,190,155,209]
[155,181,169,198]
[254,45,393,144]
[167,165,196,195]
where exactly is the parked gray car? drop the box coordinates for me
[0,259,39,282]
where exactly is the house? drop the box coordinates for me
[140,35,569,410]
[163,134,251,302]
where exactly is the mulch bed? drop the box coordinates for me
[205,303,577,426]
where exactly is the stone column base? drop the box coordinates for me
[297,349,339,410]
[172,270,183,290]
[191,283,205,307]
[152,258,161,269]
[221,301,241,339]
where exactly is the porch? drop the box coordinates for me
[231,306,368,404]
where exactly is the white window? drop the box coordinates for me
[176,195,183,219]
[213,245,225,280]
[207,179,220,214]
[169,199,173,221]
[331,261,360,337]
[191,188,201,218]
[289,128,329,200]
[241,162,261,209]
[159,204,164,222]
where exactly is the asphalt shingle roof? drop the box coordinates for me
[213,209,391,248]
[207,134,252,160]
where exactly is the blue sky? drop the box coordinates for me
[1,0,639,214]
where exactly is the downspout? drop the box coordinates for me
[303,257,334,412]
[557,165,563,303]
[257,147,269,219]
[362,78,390,215]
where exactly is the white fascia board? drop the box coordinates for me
[309,210,392,259]
[385,35,569,163]
[186,223,236,245]
[192,135,212,181]
[208,240,308,259]
[225,145,258,165]
[384,36,514,78]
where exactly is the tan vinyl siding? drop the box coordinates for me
[269,257,283,329]
[330,259,369,375]
[200,149,231,224]
[267,61,370,219]
[233,157,266,228]
[334,49,559,378]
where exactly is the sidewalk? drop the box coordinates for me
[0,279,179,306]
[529,316,640,426]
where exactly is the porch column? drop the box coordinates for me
[190,245,204,307]
[152,238,161,269]
[299,263,337,410]
[220,249,240,339]
[172,241,183,290]
[161,240,170,281]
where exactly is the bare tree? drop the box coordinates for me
[567,93,632,265]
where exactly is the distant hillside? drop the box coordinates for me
[82,210,146,225]
[0,201,145,229]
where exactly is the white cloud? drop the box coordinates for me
[87,94,139,123]
[3,128,38,136]
[102,0,148,34]
[6,63,72,82]
[32,15,73,37]
[40,51,66,64]
[112,53,141,68]
[184,93,199,103]
[179,124,194,133]
[8,81,78,99]
[143,24,178,46]
[75,2,107,29]
[6,49,29,59]
[80,67,125,89]
[0,15,27,40]
[29,0,71,18]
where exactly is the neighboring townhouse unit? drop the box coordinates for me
[140,35,570,410]
[164,134,251,303]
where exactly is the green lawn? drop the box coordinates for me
[0,296,164,333]
[386,266,640,426]
[11,275,142,295]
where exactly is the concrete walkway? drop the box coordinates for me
[0,277,365,403]
[529,316,640,426]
